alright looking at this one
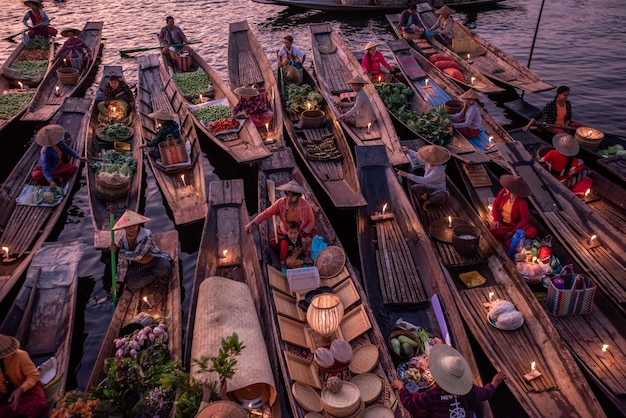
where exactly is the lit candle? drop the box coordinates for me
[598,344,609,358]
[367,122,371,134]
[112,106,117,116]
[448,216,452,228]
[584,189,590,200]
[55,85,60,95]
[63,58,68,67]
[142,296,153,309]
[180,174,186,186]
[265,123,270,133]
[378,75,382,84]
[382,203,388,216]
[223,249,228,257]
[425,78,429,87]
[532,256,537,263]
[307,102,311,111]
[471,77,476,85]
[587,130,593,137]
[530,361,536,376]
[488,136,493,145]
[199,93,203,102]
[2,247,8,259]
[467,54,471,62]
[488,292,494,302]
[487,203,493,212]
[18,81,23,90]
[587,234,597,245]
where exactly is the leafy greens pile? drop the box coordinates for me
[100,123,132,142]
[91,150,137,178]
[0,91,35,120]
[193,105,232,123]
[285,84,323,114]
[172,72,211,98]
[9,60,48,77]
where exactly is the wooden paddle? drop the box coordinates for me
[266,179,279,246]
[4,18,55,42]
[119,40,201,58]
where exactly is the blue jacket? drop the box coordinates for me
[37,142,80,183]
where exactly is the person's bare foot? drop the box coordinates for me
[422,201,431,211]
[303,256,313,265]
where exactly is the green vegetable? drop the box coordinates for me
[390,338,401,355]
[9,60,48,77]
[100,124,132,142]
[285,83,324,114]
[193,105,232,123]
[397,335,418,348]
[598,150,609,157]
[412,328,433,355]
[90,149,137,177]
[0,91,35,120]
[401,343,415,358]
[172,72,211,98]
[616,150,626,156]
[25,35,49,50]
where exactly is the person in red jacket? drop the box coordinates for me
[490,175,537,244]
[391,344,506,418]
[361,41,394,83]
[539,133,590,190]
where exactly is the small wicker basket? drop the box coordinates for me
[56,67,80,85]
[575,127,604,149]
[301,110,326,129]
[95,174,131,201]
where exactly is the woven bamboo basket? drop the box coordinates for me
[56,67,80,85]
[452,225,481,256]
[95,173,131,201]
[575,127,604,149]
[444,100,464,114]
[302,110,326,129]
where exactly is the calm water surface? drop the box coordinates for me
[1,0,624,412]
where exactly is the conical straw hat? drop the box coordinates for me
[428,344,472,395]
[363,41,381,51]
[499,175,531,197]
[315,246,346,278]
[196,400,247,418]
[277,179,306,195]
[148,110,175,121]
[112,210,151,230]
[0,334,19,358]
[552,133,579,156]
[459,89,480,100]
[417,145,450,165]
[435,5,455,15]
[61,28,82,37]
[35,124,65,147]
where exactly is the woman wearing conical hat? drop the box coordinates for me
[56,28,92,71]
[22,0,57,40]
[429,5,456,45]
[232,85,274,129]
[538,133,590,190]
[109,210,173,292]
[490,175,538,244]
[361,41,394,83]
[141,110,182,159]
[397,144,451,210]
[337,76,375,128]
[450,89,482,140]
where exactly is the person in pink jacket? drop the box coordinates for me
[490,175,537,245]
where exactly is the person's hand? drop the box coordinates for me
[9,386,23,411]
[396,170,407,178]
[491,370,506,387]
[391,379,405,391]
[505,231,514,239]
[79,156,88,163]
[49,181,57,189]
[401,145,409,153]
[109,242,118,253]
[490,221,501,228]
[244,222,254,233]
[522,123,531,132]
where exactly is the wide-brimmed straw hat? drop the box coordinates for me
[552,133,579,157]
[148,110,175,121]
[428,344,472,395]
[500,174,531,197]
[277,179,306,195]
[363,41,381,51]
[315,246,346,278]
[234,86,259,97]
[0,334,19,358]
[24,0,43,8]
[35,124,65,147]
[196,400,247,418]
[61,28,82,37]
[417,145,450,165]
[459,89,480,100]
[113,210,151,230]
[346,76,368,85]
[435,5,455,15]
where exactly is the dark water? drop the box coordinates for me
[1,0,624,412]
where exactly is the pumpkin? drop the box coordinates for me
[315,347,335,369]
[428,54,455,64]
[443,68,465,83]
[326,376,343,394]
[330,339,352,364]
[435,60,462,72]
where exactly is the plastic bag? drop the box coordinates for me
[310,235,327,261]
[516,261,552,283]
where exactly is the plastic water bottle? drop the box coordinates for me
[508,229,525,260]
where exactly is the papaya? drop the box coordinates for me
[397,335,418,348]
[401,342,415,358]
[390,338,401,355]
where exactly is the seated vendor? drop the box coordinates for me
[232,86,274,129]
[451,89,482,139]
[56,28,91,71]
[539,133,590,190]
[397,4,424,41]
[397,145,450,210]
[361,41,394,83]
[490,175,537,245]
[280,221,313,271]
[278,35,306,69]
[337,76,375,129]
[430,5,456,45]
[141,110,181,159]
[97,74,135,117]
[158,16,192,71]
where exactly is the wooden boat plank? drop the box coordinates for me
[252,0,504,12]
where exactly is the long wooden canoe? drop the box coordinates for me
[456,158,626,417]
[278,67,365,208]
[251,0,504,12]
[386,14,505,95]
[401,139,607,418]
[186,179,283,416]
[87,229,181,389]
[0,240,84,407]
[0,37,54,133]
[309,23,406,167]
[414,2,554,93]
[86,65,144,249]
[355,144,493,417]
[22,21,103,122]
[162,49,271,164]
[136,54,208,226]
[0,97,91,305]
[228,20,285,150]
[254,148,410,418]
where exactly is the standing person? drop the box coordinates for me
[22,0,57,40]
[97,74,135,117]
[278,35,306,69]
[158,16,191,70]
[361,41,394,82]
[0,334,47,418]
[109,210,174,293]
[280,222,313,270]
[31,124,87,189]
[337,76,375,128]
[397,4,424,41]
[451,89,482,139]
[141,110,181,159]
[522,86,583,134]
[245,180,316,249]
[396,145,450,210]
[232,86,274,129]
[56,28,91,71]
[391,344,506,418]
[490,175,537,244]
[539,133,590,190]
[429,5,455,46]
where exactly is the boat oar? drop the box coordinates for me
[266,179,279,245]
[120,40,201,58]
[4,18,55,42]
[109,207,118,308]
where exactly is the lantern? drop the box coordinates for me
[307,293,344,337]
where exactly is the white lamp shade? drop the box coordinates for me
[307,293,344,337]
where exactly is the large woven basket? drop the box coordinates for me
[301,110,326,129]
[95,174,131,201]
[575,127,604,149]
[56,67,80,85]
[452,225,481,256]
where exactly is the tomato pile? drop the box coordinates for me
[208,118,239,133]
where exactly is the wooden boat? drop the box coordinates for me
[400,139,607,417]
[228,20,285,150]
[309,23,406,167]
[254,147,410,417]
[186,179,282,416]
[251,0,504,12]
[162,49,271,164]
[413,2,554,93]
[455,158,626,417]
[86,65,144,249]
[386,14,505,95]
[0,37,55,133]
[504,97,626,185]
[21,21,103,122]
[86,230,181,389]
[136,53,208,226]
[0,97,91,305]
[0,240,84,407]
[278,66,366,208]
[354,144,493,417]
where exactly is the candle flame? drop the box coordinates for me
[378,75,382,83]
[589,234,597,244]
[199,94,203,101]
[223,249,228,257]
[588,130,593,137]
[532,256,537,263]
[602,344,609,352]
[382,203,388,215]
[265,123,270,133]
[307,102,311,110]
[2,246,8,256]
[448,216,452,223]
[56,85,59,91]
[18,81,23,89]
[425,78,429,86]
[488,136,493,144]
[467,54,471,60]
[112,106,116,113]
[531,361,536,371]
[584,189,590,198]
[471,77,476,84]
[180,174,186,185]
[142,296,149,303]
[488,292,494,301]
[487,204,493,212]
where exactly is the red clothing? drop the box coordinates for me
[254,196,315,235]
[280,234,303,262]
[0,350,46,418]
[399,383,496,418]
[362,50,392,76]
[490,188,537,243]
[539,150,584,182]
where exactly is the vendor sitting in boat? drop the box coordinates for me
[31,124,87,189]
[22,0,57,40]
[397,145,450,210]
[109,210,173,293]
[450,89,482,140]
[245,180,316,249]
[361,41,395,83]
[278,35,306,69]
[141,110,181,159]
[490,175,537,244]
[97,74,135,117]
[522,86,583,134]
[56,28,91,71]
[539,133,590,190]
[158,16,192,71]
[430,5,456,46]
[0,334,47,418]
[232,85,274,129]
[397,4,424,41]
[337,76,375,129]
[280,221,313,270]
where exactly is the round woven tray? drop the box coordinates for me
[321,381,361,417]
[196,401,247,418]
[318,44,337,54]
[326,398,364,418]
[575,127,604,149]
[292,382,323,413]
[315,246,346,279]
[351,373,382,404]
[363,404,394,418]
[349,344,379,375]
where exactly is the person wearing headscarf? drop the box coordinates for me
[109,210,173,292]
[490,175,537,243]
[539,133,590,190]
[429,5,455,45]
[361,41,394,83]
[232,86,274,129]
[522,86,583,134]
[337,76,375,128]
[31,124,87,189]
[22,0,57,40]
[451,89,482,139]
[55,28,91,71]
[397,145,451,210]
[97,74,135,117]
[391,344,506,418]
[0,334,47,418]
[397,4,424,42]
